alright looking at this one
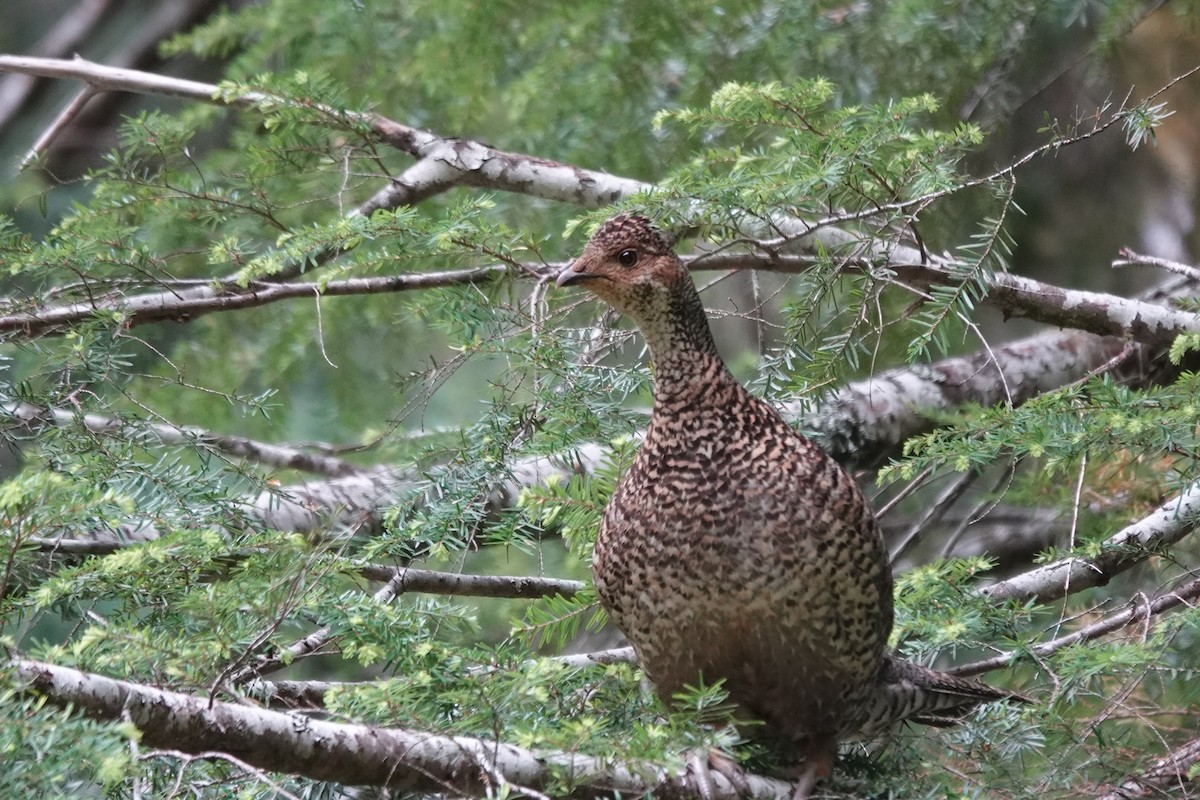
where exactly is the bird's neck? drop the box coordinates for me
[635,289,738,407]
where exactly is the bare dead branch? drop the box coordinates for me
[979,480,1200,605]
[1113,247,1200,283]
[549,646,637,670]
[6,244,1190,365]
[1099,735,1200,800]
[23,0,224,164]
[24,537,121,555]
[0,254,810,338]
[0,266,512,338]
[984,270,1200,347]
[798,329,1130,470]
[953,576,1200,677]
[0,54,647,209]
[3,400,361,477]
[356,565,585,599]
[19,86,97,168]
[0,0,115,129]
[0,54,293,113]
[13,657,793,799]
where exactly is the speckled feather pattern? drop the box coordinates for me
[559,214,1017,775]
[596,366,894,749]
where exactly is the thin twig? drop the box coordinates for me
[875,464,935,519]
[889,470,978,563]
[953,576,1200,677]
[3,400,361,478]
[978,478,1200,606]
[312,287,338,368]
[355,565,585,599]
[1058,340,1138,391]
[1098,736,1200,800]
[1113,247,1200,282]
[20,86,96,168]
[141,749,304,800]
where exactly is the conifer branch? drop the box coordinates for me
[355,565,585,599]
[1099,735,1200,800]
[0,55,647,209]
[3,400,361,477]
[17,331,1130,549]
[952,576,1200,677]
[12,657,793,800]
[4,56,1197,353]
[979,480,1200,605]
[0,267,512,338]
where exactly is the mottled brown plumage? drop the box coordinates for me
[557,214,1019,798]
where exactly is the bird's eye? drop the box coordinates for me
[617,249,639,268]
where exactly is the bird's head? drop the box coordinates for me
[555,214,690,319]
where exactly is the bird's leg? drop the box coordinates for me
[686,750,717,800]
[685,747,753,800]
[790,765,818,800]
[787,743,834,800]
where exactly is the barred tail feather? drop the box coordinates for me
[852,655,1030,739]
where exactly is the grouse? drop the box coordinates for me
[556,213,1021,798]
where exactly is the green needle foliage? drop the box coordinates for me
[2,0,1200,798]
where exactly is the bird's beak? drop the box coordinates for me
[555,259,594,288]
